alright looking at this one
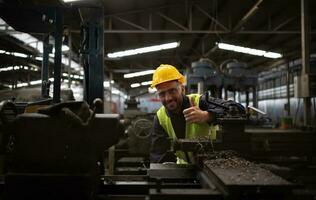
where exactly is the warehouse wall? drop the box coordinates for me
[258,97,316,127]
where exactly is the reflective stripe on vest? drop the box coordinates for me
[156,94,216,164]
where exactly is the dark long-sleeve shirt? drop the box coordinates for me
[150,94,245,163]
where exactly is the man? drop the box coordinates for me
[150,64,245,164]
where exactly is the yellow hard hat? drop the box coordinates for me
[151,64,185,88]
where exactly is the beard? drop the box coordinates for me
[163,95,183,114]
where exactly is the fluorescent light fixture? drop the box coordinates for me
[217,42,282,59]
[12,52,28,58]
[124,70,155,78]
[0,66,13,72]
[103,80,114,88]
[17,83,28,88]
[141,81,152,86]
[131,83,141,88]
[130,80,152,88]
[0,65,38,72]
[30,80,42,85]
[62,0,81,2]
[0,50,28,58]
[107,41,180,58]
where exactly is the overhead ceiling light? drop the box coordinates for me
[141,81,152,86]
[103,80,114,88]
[12,52,28,58]
[107,41,180,58]
[217,42,282,59]
[62,0,81,2]
[131,83,141,88]
[30,80,42,85]
[124,70,155,78]
[130,81,152,88]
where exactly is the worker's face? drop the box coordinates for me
[156,81,185,113]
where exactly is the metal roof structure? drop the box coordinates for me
[0,0,315,94]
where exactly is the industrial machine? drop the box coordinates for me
[220,59,258,108]
[112,96,153,175]
[187,58,222,97]
[123,96,153,156]
[0,100,121,199]
[1,96,316,199]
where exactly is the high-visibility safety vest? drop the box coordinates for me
[156,94,217,164]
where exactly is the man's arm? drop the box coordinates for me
[199,95,246,123]
[150,115,176,163]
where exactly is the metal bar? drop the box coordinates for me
[301,0,311,126]
[113,16,147,31]
[188,3,192,31]
[41,34,50,98]
[148,13,152,30]
[77,8,84,23]
[233,0,264,32]
[253,86,258,108]
[301,0,310,75]
[156,11,188,31]
[53,9,63,103]
[104,30,226,33]
[286,61,291,116]
[238,30,311,34]
[109,72,113,109]
[108,17,113,30]
[246,91,249,109]
[71,29,316,34]
[68,31,72,88]
[273,16,297,31]
[84,8,104,111]
[194,5,229,31]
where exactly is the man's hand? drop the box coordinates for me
[183,97,211,123]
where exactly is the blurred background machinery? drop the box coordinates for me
[187,58,222,96]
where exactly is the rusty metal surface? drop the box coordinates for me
[203,151,292,186]
[148,163,196,180]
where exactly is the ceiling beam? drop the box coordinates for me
[232,0,264,32]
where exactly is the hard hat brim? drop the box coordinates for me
[151,75,185,88]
